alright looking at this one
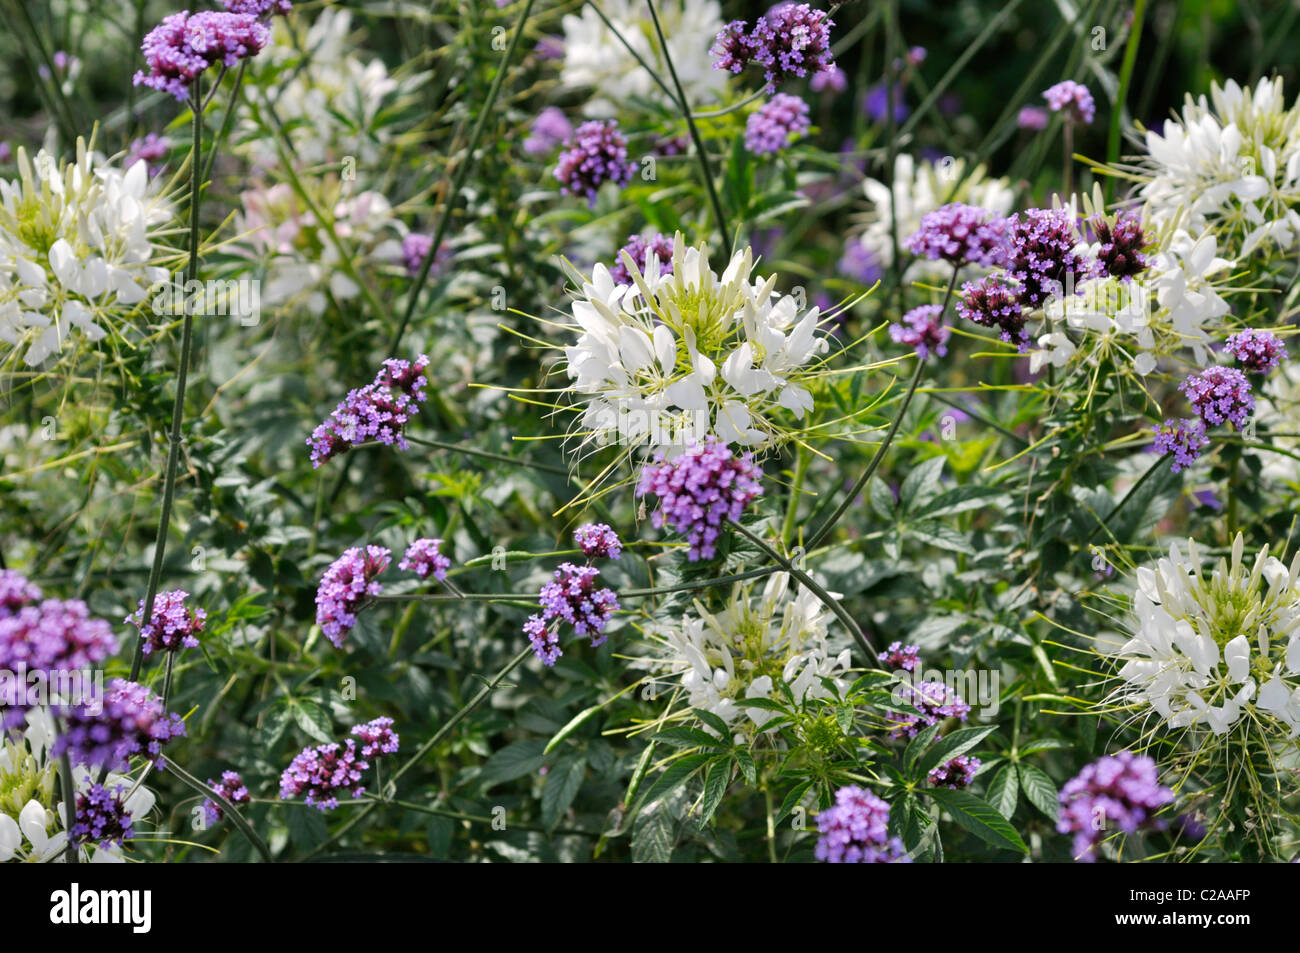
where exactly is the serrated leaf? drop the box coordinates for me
[479,739,548,787]
[905,721,942,768]
[776,778,814,825]
[735,749,757,786]
[693,709,733,740]
[1017,763,1060,821]
[915,725,997,778]
[987,762,1019,819]
[290,699,333,744]
[637,753,711,807]
[900,456,946,510]
[652,726,728,749]
[928,787,1028,853]
[541,755,587,830]
[631,798,676,863]
[698,759,731,827]
[905,520,976,554]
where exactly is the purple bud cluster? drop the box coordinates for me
[1225,329,1287,375]
[554,120,634,208]
[70,784,135,849]
[0,570,41,618]
[573,522,623,561]
[315,545,391,648]
[711,4,837,94]
[814,785,911,863]
[1003,208,1094,307]
[887,680,971,739]
[1179,366,1254,430]
[125,589,206,656]
[877,641,920,672]
[904,203,1009,268]
[203,770,251,825]
[54,678,186,771]
[1058,751,1173,862]
[400,538,451,582]
[889,304,951,359]
[351,716,400,758]
[1042,80,1095,124]
[636,437,764,562]
[1091,211,1152,281]
[610,232,674,285]
[133,11,271,101]
[524,107,573,157]
[307,354,430,467]
[279,740,368,811]
[928,754,980,790]
[1151,418,1209,474]
[957,275,1029,349]
[524,563,619,667]
[744,93,811,155]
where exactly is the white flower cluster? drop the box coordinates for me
[560,0,726,117]
[0,142,173,368]
[1140,78,1300,257]
[656,573,851,735]
[561,233,829,453]
[1117,535,1300,736]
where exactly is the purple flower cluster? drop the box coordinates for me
[279,740,368,811]
[887,680,971,739]
[400,233,451,279]
[0,570,41,618]
[1017,106,1049,130]
[1091,211,1152,281]
[610,232,674,285]
[133,11,271,101]
[1180,366,1254,430]
[315,545,391,648]
[574,522,622,560]
[889,304,952,359]
[126,133,170,178]
[838,240,883,286]
[957,275,1028,348]
[1058,751,1173,862]
[1225,329,1287,375]
[711,4,837,94]
[55,678,186,771]
[524,563,619,666]
[554,120,634,208]
[203,770,251,825]
[307,354,430,467]
[1152,418,1209,474]
[877,641,920,672]
[905,203,1009,269]
[70,784,134,849]
[863,82,908,124]
[928,754,980,790]
[654,135,690,156]
[814,785,911,863]
[125,589,206,657]
[1004,208,1094,307]
[351,716,400,758]
[524,106,573,157]
[810,65,847,94]
[636,437,764,561]
[744,93,811,155]
[220,0,293,16]
[400,538,450,582]
[1043,80,1095,124]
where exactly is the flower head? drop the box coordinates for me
[1043,80,1095,124]
[307,355,429,467]
[399,538,450,582]
[54,679,186,772]
[279,740,367,811]
[958,274,1029,348]
[889,304,951,359]
[877,641,920,672]
[524,107,573,157]
[1225,329,1287,375]
[351,717,399,758]
[400,233,450,279]
[1091,211,1153,281]
[554,120,634,207]
[609,233,674,286]
[220,0,293,16]
[203,770,251,826]
[537,564,619,646]
[125,589,206,657]
[904,203,1009,268]
[725,3,837,94]
[928,754,980,789]
[637,437,763,561]
[1058,752,1172,861]
[1004,208,1095,307]
[0,571,41,619]
[1017,106,1049,130]
[573,523,622,560]
[744,93,811,155]
[125,133,170,178]
[133,11,270,100]
[815,785,910,863]
[1180,365,1254,430]
[0,598,116,678]
[887,679,971,739]
[70,783,135,849]
[1151,418,1209,473]
[315,545,391,648]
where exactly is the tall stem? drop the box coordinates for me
[129,84,204,682]
[60,745,78,864]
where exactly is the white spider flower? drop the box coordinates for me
[1115,535,1300,737]
[560,0,727,117]
[1138,77,1300,258]
[559,232,832,454]
[0,140,173,370]
[852,154,1015,284]
[650,572,851,737]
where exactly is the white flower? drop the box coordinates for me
[559,233,831,454]
[1115,535,1300,737]
[560,0,726,117]
[1138,77,1300,258]
[1149,229,1232,365]
[852,154,1014,284]
[0,140,173,370]
[652,572,851,737]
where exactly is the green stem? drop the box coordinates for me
[782,446,810,548]
[129,84,204,683]
[162,755,273,863]
[645,0,731,248]
[60,746,78,864]
[200,61,247,186]
[1106,0,1147,202]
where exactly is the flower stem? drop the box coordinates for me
[162,755,273,863]
[59,745,78,864]
[129,82,204,683]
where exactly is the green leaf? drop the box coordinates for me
[637,753,711,808]
[868,476,896,521]
[912,485,1007,518]
[776,778,814,825]
[905,721,942,769]
[425,816,453,858]
[928,788,1028,853]
[693,709,733,741]
[652,726,728,749]
[478,739,547,787]
[631,798,676,863]
[1017,763,1060,822]
[914,725,997,778]
[986,762,1019,819]
[905,520,976,554]
[290,699,333,744]
[735,749,757,786]
[1018,738,1072,756]
[900,456,946,511]
[541,755,587,830]
[698,759,731,827]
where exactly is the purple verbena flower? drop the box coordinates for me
[0,598,117,674]
[534,35,564,61]
[709,20,752,75]
[315,545,391,648]
[745,93,811,155]
[1057,751,1173,862]
[554,120,634,207]
[400,538,450,582]
[1043,80,1095,124]
[838,240,883,285]
[524,615,561,666]
[958,274,1029,349]
[1180,366,1254,430]
[815,785,911,863]
[877,641,920,672]
[70,784,135,849]
[887,680,970,739]
[0,570,41,619]
[863,82,908,123]
[538,564,619,645]
[1151,418,1209,474]
[126,133,170,178]
[746,4,836,93]
[610,232,675,285]
[524,106,573,157]
[220,0,292,16]
[133,11,271,101]
[810,65,847,93]
[635,437,764,561]
[1004,208,1095,307]
[279,739,368,811]
[54,678,186,772]
[125,589,206,657]
[1017,106,1049,130]
[400,233,451,279]
[351,716,399,758]
[1091,211,1152,281]
[573,523,622,560]
[1225,329,1287,375]
[928,754,980,790]
[905,203,1010,268]
[307,354,430,467]
[890,304,951,359]
[203,770,251,825]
